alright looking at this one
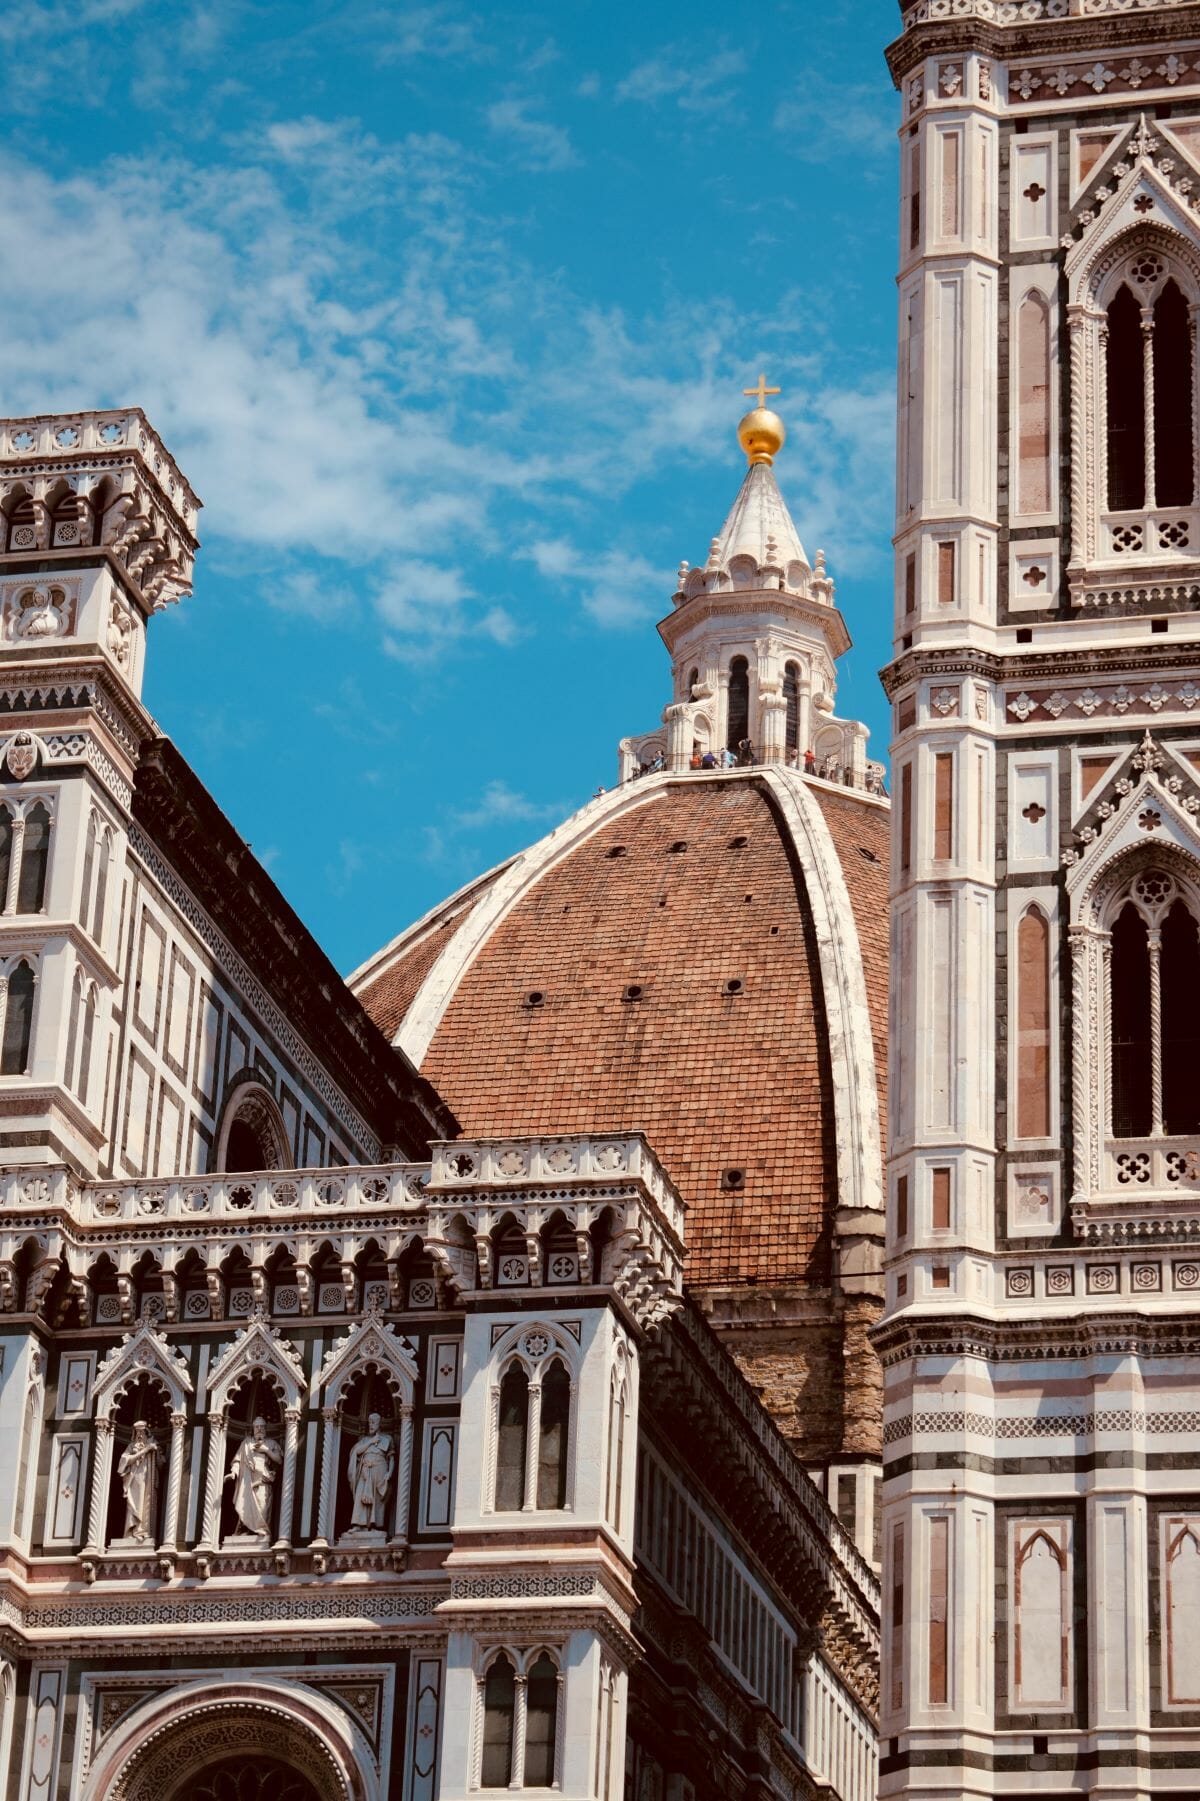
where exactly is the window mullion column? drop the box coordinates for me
[1143,307,1157,511]
[5,816,25,915]
[523,1381,542,1512]
[1148,924,1164,1137]
[511,1672,528,1790]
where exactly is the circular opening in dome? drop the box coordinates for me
[858,846,880,863]
[623,983,644,1002]
[668,840,688,854]
[526,990,545,1007]
[729,835,749,849]
[724,977,744,996]
[721,1168,746,1191]
[606,845,627,859]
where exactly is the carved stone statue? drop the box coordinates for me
[118,1420,163,1543]
[346,1411,394,1534]
[226,1415,283,1539]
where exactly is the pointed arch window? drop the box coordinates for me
[726,656,749,752]
[536,1359,570,1509]
[495,1364,529,1511]
[16,802,50,913]
[481,1654,517,1789]
[91,824,111,945]
[1103,263,1196,517]
[783,661,800,754]
[0,799,53,918]
[1,960,35,1075]
[78,810,97,930]
[491,1335,575,1514]
[1106,283,1146,511]
[1109,869,1200,1142]
[523,1654,560,1787]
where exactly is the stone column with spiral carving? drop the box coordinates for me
[314,1405,338,1545]
[160,1410,187,1551]
[275,1406,302,1546]
[393,1404,415,1544]
[198,1411,226,1551]
[522,1383,543,1513]
[1068,307,1089,571]
[1142,306,1157,512]
[1069,925,1093,1206]
[84,1416,114,1553]
[1148,925,1164,1137]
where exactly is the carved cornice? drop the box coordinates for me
[888,2,1200,82]
[883,640,1200,699]
[872,1306,1200,1367]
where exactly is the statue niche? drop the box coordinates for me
[106,1377,170,1549]
[221,1374,285,1545]
[335,1370,396,1543]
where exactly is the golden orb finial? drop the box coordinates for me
[738,373,785,466]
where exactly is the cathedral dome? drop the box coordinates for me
[353,395,889,1472]
[352,766,888,1292]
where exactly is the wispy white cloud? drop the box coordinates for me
[349,2,485,65]
[525,539,670,630]
[485,98,576,171]
[774,81,894,162]
[616,46,745,112]
[452,780,564,830]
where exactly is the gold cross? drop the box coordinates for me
[743,372,780,409]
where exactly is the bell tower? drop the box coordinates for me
[881,4,1200,1797]
[0,411,198,1173]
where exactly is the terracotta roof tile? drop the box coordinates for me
[413,780,856,1286]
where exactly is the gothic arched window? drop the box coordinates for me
[0,808,12,910]
[1109,869,1200,1141]
[783,661,800,754]
[523,1654,560,1787]
[1,960,35,1075]
[1106,282,1146,512]
[1156,278,1195,508]
[495,1364,528,1511]
[78,982,97,1106]
[1105,265,1196,515]
[78,809,97,930]
[726,656,750,752]
[481,1654,517,1789]
[536,1358,570,1509]
[17,802,50,913]
[92,825,111,944]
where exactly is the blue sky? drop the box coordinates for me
[4,0,902,971]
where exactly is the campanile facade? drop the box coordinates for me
[881,2,1200,1795]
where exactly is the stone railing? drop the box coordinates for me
[0,409,199,525]
[431,1133,686,1243]
[0,1134,686,1333]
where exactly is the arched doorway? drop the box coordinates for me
[86,1685,373,1801]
